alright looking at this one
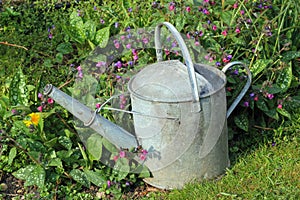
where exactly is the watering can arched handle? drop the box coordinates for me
[155,22,201,112]
[222,61,252,118]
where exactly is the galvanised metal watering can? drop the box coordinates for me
[43,22,251,190]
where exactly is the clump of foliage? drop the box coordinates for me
[0,0,299,199]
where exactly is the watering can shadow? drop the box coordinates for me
[43,22,251,190]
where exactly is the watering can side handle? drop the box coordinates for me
[155,22,201,112]
[222,61,252,118]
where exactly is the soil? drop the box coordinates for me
[0,172,166,199]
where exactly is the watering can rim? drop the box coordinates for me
[128,61,228,103]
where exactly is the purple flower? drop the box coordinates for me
[169,2,175,11]
[243,101,249,107]
[202,9,210,15]
[38,93,43,99]
[128,8,133,12]
[212,25,217,31]
[115,22,119,28]
[114,61,122,69]
[216,62,221,67]
[107,180,111,188]
[128,61,133,66]
[267,93,274,99]
[114,40,120,49]
[93,6,97,10]
[77,10,81,16]
[240,10,245,15]
[249,93,255,98]
[119,151,126,158]
[227,55,233,60]
[233,69,239,75]
[100,19,105,24]
[96,61,106,67]
[11,109,18,115]
[126,43,131,49]
[142,37,149,44]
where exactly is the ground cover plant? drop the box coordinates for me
[0,0,299,199]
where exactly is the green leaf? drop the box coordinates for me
[86,133,103,160]
[114,158,130,181]
[282,51,300,62]
[84,169,106,187]
[70,169,90,188]
[95,27,110,48]
[175,15,186,32]
[276,62,292,93]
[102,138,118,153]
[55,53,63,64]
[9,67,28,106]
[276,108,291,119]
[58,136,73,150]
[234,114,248,132]
[256,99,269,112]
[48,158,63,168]
[13,165,45,187]
[264,109,279,120]
[220,11,233,26]
[44,137,58,148]
[84,20,97,41]
[250,59,271,78]
[8,147,17,165]
[56,42,73,54]
[266,84,283,94]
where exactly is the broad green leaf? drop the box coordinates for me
[114,158,130,181]
[250,59,271,78]
[84,169,106,187]
[282,51,300,62]
[44,137,58,148]
[55,53,63,64]
[175,15,186,32]
[84,20,97,41]
[267,84,283,94]
[48,158,63,168]
[13,165,45,187]
[232,37,246,45]
[220,11,233,26]
[86,133,103,160]
[9,67,28,106]
[264,109,279,120]
[102,138,118,153]
[58,136,72,150]
[276,108,291,119]
[70,169,90,188]
[256,99,269,112]
[234,114,248,132]
[95,27,110,48]
[276,62,292,93]
[8,147,17,165]
[56,42,73,54]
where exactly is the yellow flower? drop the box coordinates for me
[23,113,40,127]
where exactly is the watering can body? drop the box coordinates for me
[43,22,251,190]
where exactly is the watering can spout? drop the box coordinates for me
[43,84,138,149]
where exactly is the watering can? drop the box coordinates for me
[43,22,251,190]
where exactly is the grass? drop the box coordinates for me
[142,109,300,200]
[151,136,299,200]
